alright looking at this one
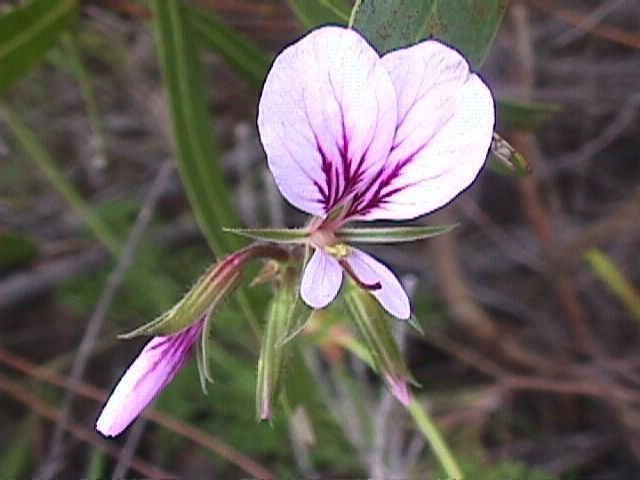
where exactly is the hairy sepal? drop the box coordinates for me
[344,282,416,405]
[337,224,457,244]
[256,267,304,420]
[223,227,309,244]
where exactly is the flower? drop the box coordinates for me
[96,319,204,437]
[258,26,495,319]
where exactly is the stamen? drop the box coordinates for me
[325,243,351,258]
[339,258,381,291]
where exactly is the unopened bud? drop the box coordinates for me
[120,248,263,338]
[256,266,307,420]
[344,282,415,406]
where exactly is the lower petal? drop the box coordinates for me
[300,249,343,309]
[347,249,411,320]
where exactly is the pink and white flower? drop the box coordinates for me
[96,320,204,437]
[258,26,494,320]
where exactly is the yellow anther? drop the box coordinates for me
[325,243,352,258]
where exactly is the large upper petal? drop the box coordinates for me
[355,40,495,221]
[258,26,397,216]
[300,248,343,309]
[96,321,202,437]
[347,248,411,320]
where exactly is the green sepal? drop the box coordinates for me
[337,224,457,244]
[488,132,531,177]
[256,267,306,421]
[223,227,309,244]
[407,315,424,335]
[119,255,242,338]
[344,282,417,405]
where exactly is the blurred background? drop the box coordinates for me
[1,0,639,478]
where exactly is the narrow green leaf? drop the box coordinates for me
[61,32,109,168]
[488,132,531,177]
[149,1,240,254]
[337,224,457,243]
[351,0,508,68]
[498,97,562,132]
[0,231,39,267]
[185,4,271,89]
[287,0,350,29]
[0,0,76,93]
[0,102,121,254]
[224,227,309,244]
[586,249,640,323]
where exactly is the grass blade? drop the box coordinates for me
[185,4,271,89]
[0,0,76,93]
[149,0,240,254]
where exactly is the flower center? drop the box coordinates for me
[308,223,381,292]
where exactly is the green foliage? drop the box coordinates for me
[0,231,39,268]
[55,202,205,325]
[287,0,351,29]
[0,421,32,479]
[462,456,558,480]
[149,0,240,256]
[498,97,563,131]
[351,0,508,68]
[586,248,640,323]
[185,4,272,89]
[0,0,76,93]
[0,103,121,254]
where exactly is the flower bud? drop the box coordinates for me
[344,282,415,406]
[120,249,255,339]
[256,266,307,420]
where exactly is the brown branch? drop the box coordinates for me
[0,347,275,480]
[528,0,640,49]
[0,372,175,479]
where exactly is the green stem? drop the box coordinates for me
[61,32,109,169]
[348,0,363,28]
[337,331,463,478]
[406,400,464,479]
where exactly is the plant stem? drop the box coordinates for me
[406,400,464,479]
[61,32,109,170]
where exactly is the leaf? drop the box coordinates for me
[185,4,271,89]
[488,132,531,177]
[224,227,309,244]
[351,0,508,68]
[149,1,240,254]
[287,0,350,29]
[0,231,39,268]
[337,224,457,243]
[0,0,77,93]
[585,249,640,323]
[498,97,562,131]
[0,102,121,254]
